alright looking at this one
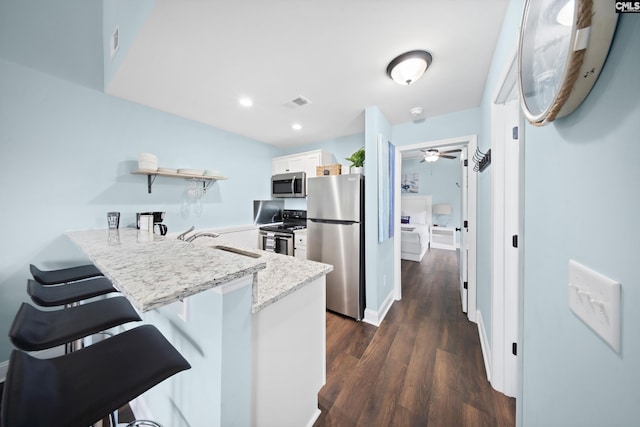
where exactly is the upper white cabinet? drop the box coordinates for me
[272,150,334,178]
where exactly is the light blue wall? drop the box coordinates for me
[392,107,481,146]
[0,58,277,361]
[364,106,394,312]
[518,14,640,427]
[401,157,462,241]
[0,0,104,90]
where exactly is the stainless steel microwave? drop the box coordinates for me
[271,172,306,198]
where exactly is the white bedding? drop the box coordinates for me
[401,223,429,244]
[400,196,433,262]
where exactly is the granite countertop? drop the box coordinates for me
[67,228,333,313]
[67,228,266,312]
[187,235,333,313]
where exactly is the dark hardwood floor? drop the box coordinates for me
[314,248,515,427]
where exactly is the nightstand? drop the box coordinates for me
[430,226,456,251]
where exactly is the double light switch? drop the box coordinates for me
[568,260,621,352]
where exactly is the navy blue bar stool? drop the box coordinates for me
[27,277,116,307]
[8,297,141,352]
[30,263,103,285]
[0,325,191,427]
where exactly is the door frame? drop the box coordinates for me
[394,135,478,323]
[459,145,469,313]
[490,42,524,400]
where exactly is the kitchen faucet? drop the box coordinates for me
[177,226,195,241]
[185,232,220,242]
[177,226,220,242]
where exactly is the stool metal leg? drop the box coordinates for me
[126,421,162,427]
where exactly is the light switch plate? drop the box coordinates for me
[568,260,621,352]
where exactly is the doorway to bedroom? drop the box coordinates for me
[393,135,478,323]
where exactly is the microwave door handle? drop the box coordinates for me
[291,176,295,195]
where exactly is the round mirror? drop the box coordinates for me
[518,0,618,126]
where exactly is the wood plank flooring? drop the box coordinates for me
[314,248,515,427]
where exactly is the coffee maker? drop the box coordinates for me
[136,211,167,235]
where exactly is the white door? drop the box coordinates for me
[503,98,521,396]
[459,147,469,313]
[490,47,523,398]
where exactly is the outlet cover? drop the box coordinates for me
[568,260,621,352]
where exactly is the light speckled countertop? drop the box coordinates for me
[67,228,332,313]
[191,236,333,313]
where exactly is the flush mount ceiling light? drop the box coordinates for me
[292,123,302,131]
[386,50,433,85]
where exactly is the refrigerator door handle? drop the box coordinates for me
[309,218,358,225]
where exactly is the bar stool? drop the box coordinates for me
[8,297,141,352]
[30,263,103,285]
[1,325,191,427]
[27,277,116,307]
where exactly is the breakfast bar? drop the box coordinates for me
[67,228,333,427]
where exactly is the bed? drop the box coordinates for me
[400,196,433,262]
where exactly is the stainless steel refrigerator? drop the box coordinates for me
[307,174,365,320]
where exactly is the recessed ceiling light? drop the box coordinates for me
[239,97,253,107]
[292,123,302,131]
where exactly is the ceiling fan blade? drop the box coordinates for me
[419,158,426,163]
[439,155,457,159]
[440,149,462,154]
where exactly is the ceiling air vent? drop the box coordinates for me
[285,95,312,108]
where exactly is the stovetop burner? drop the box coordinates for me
[259,209,307,234]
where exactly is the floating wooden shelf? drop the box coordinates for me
[132,169,228,194]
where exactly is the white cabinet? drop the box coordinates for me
[272,150,334,179]
[430,226,456,251]
[252,277,325,427]
[294,229,307,260]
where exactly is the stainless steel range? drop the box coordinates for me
[258,210,307,256]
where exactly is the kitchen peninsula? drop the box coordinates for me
[67,228,333,427]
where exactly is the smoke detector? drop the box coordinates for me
[410,107,426,123]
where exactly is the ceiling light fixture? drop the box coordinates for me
[292,123,302,131]
[239,97,253,107]
[386,50,433,85]
[423,150,439,162]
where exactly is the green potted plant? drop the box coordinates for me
[345,148,365,174]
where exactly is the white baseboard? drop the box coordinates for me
[363,291,394,327]
[306,408,322,427]
[476,309,492,382]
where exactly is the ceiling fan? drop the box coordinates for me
[419,148,462,163]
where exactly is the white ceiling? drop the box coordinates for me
[107,0,510,148]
